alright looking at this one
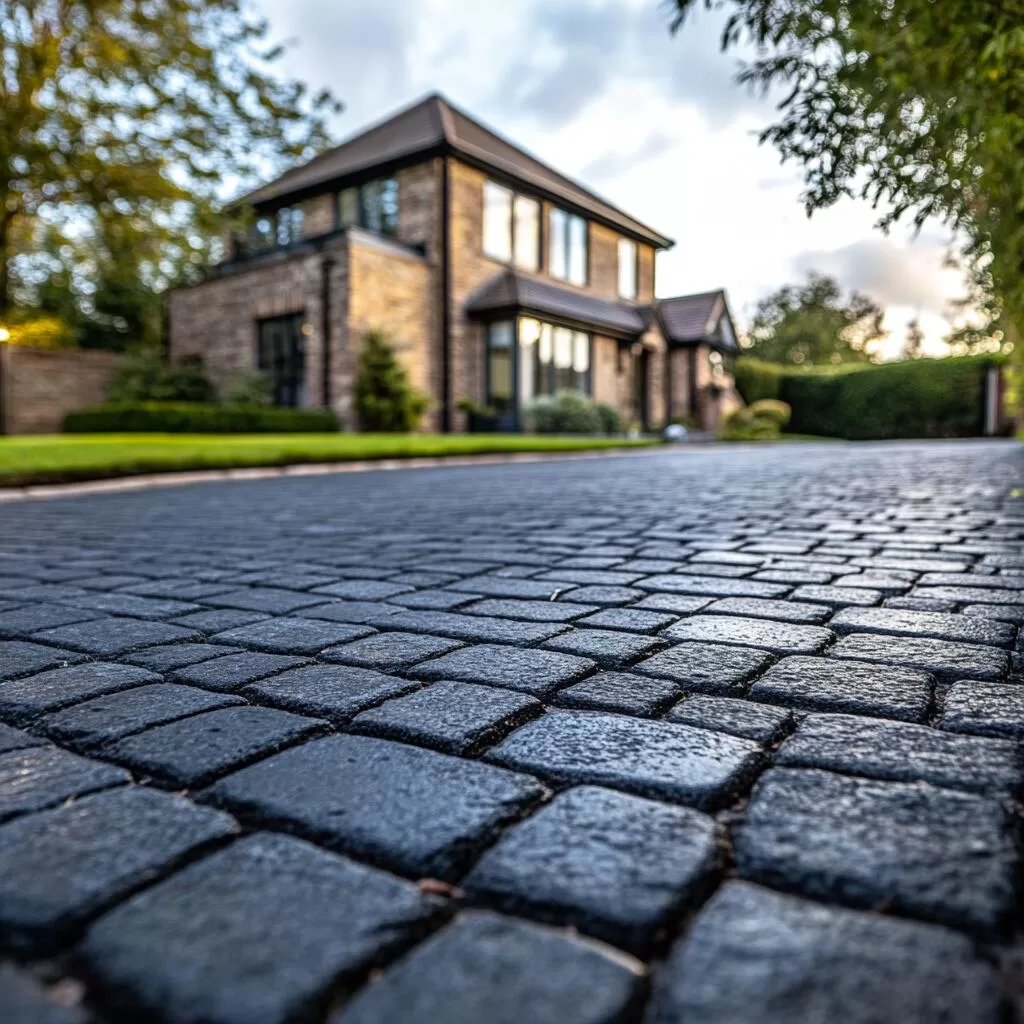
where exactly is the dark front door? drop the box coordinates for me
[258,314,306,407]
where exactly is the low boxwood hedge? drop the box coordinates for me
[734,355,1003,440]
[63,402,340,434]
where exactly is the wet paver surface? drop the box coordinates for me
[1,440,1023,1023]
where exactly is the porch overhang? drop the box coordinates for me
[466,270,647,341]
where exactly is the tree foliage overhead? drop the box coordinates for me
[745,272,886,365]
[1,0,340,345]
[671,0,1024,349]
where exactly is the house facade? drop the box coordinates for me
[169,94,740,432]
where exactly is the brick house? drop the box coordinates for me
[169,94,740,432]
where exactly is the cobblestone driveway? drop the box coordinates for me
[1,440,1023,1023]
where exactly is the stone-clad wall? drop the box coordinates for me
[0,345,121,434]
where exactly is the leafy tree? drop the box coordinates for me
[745,272,886,365]
[901,318,925,360]
[671,0,1024,352]
[1,0,341,343]
[354,331,429,432]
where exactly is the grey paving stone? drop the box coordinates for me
[914,584,1024,605]
[211,617,375,655]
[298,599,404,624]
[0,965,89,1024]
[748,656,933,722]
[649,881,1001,1024]
[321,630,463,670]
[29,618,202,657]
[0,722,46,754]
[104,705,327,786]
[122,578,236,600]
[941,680,1024,739]
[59,592,201,620]
[0,787,236,953]
[413,644,595,696]
[667,695,793,743]
[80,833,444,1024]
[703,597,831,625]
[753,568,835,585]
[918,571,1024,590]
[0,746,128,823]
[635,593,713,614]
[463,598,599,622]
[633,642,773,695]
[448,575,577,599]
[884,595,960,613]
[206,735,544,880]
[0,641,87,681]
[349,681,541,755]
[554,585,640,606]
[244,664,419,723]
[205,586,327,613]
[791,584,884,607]
[168,608,271,632]
[830,633,1009,680]
[963,603,1024,623]
[735,768,1017,934]
[542,628,664,667]
[332,912,642,1024]
[362,608,567,646]
[776,712,1023,797]
[121,642,242,672]
[664,615,833,655]
[0,603,103,639]
[463,786,720,952]
[637,575,790,599]
[488,710,761,809]
[387,589,479,610]
[830,606,1015,647]
[172,650,311,692]
[574,607,677,633]
[312,579,415,601]
[552,672,680,717]
[38,684,242,752]
[0,661,160,724]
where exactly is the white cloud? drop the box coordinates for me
[256,0,966,356]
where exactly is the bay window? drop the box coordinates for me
[483,180,540,270]
[618,238,637,299]
[549,208,587,286]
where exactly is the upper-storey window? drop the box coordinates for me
[483,180,540,271]
[338,177,399,237]
[618,238,637,299]
[549,208,587,286]
[249,207,304,252]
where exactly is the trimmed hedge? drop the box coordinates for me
[64,402,340,434]
[734,355,1002,440]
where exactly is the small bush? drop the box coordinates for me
[595,402,624,435]
[64,402,340,434]
[223,372,273,407]
[109,350,217,403]
[354,331,429,432]
[747,399,792,429]
[524,391,604,434]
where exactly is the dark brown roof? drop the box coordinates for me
[657,290,738,350]
[467,270,648,338]
[243,94,673,249]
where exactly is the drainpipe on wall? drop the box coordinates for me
[321,254,334,411]
[440,157,452,432]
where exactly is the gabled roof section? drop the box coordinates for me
[657,289,739,351]
[467,270,648,338]
[243,93,674,249]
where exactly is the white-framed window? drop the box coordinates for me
[618,238,637,299]
[549,207,587,286]
[483,181,540,270]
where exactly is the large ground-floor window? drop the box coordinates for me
[486,317,591,424]
[257,314,307,407]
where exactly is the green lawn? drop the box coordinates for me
[0,433,658,487]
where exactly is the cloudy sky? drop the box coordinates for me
[257,0,967,358]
